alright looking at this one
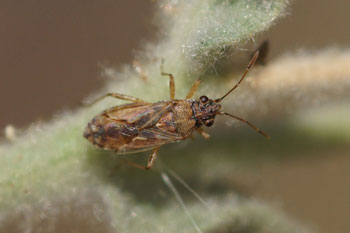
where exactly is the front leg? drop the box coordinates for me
[196,128,210,139]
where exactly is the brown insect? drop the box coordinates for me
[84,51,269,169]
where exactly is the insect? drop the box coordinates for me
[84,51,269,169]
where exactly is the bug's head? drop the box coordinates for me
[197,95,222,127]
[193,51,269,138]
[201,50,269,139]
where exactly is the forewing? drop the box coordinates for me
[105,101,172,128]
[116,128,184,154]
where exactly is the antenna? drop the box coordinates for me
[216,51,259,103]
[219,112,270,139]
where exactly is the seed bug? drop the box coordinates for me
[84,51,269,169]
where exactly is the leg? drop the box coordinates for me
[86,92,146,106]
[146,147,160,169]
[119,159,149,170]
[119,147,160,170]
[133,60,148,81]
[196,128,210,139]
[160,59,175,100]
[186,79,201,99]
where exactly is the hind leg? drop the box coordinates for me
[120,147,160,170]
[145,147,160,169]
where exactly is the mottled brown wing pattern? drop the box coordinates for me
[117,128,184,154]
[84,101,186,154]
[105,102,164,122]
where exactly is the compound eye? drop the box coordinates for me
[200,95,209,103]
[205,119,214,127]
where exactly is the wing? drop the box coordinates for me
[101,101,186,154]
[96,100,195,154]
[104,101,172,129]
[116,128,184,154]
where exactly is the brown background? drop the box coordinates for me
[1,1,349,233]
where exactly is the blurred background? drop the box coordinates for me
[0,1,349,233]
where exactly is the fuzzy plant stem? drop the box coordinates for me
[4,0,346,232]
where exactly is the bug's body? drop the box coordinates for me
[84,51,268,169]
[84,99,221,154]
